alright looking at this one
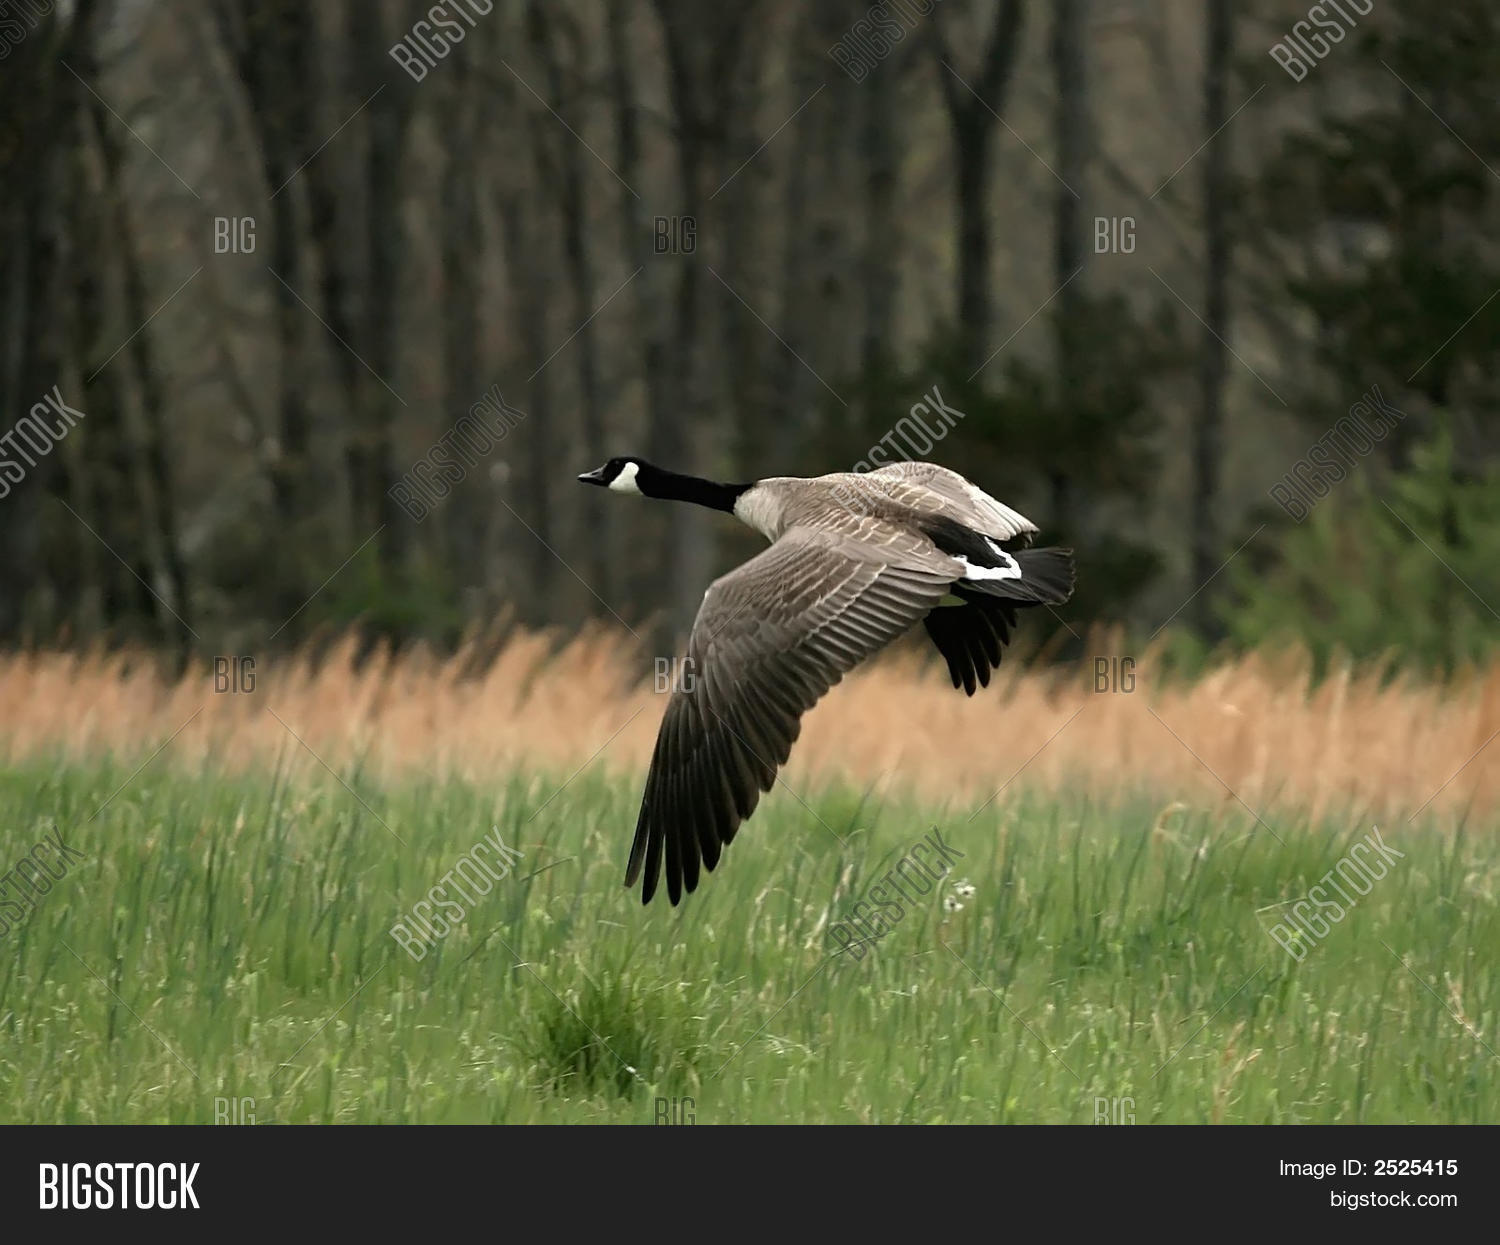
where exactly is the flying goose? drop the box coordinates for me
[578,457,1075,905]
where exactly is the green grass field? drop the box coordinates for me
[1,754,1496,1123]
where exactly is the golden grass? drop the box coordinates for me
[3,627,1498,826]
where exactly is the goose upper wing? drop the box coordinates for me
[627,524,955,905]
[866,461,1038,545]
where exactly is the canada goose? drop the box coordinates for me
[578,456,1075,905]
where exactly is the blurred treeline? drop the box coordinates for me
[1,0,1497,672]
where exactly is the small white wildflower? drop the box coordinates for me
[952,878,976,898]
[943,895,965,913]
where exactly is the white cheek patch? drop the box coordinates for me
[609,461,642,494]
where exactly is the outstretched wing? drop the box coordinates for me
[866,461,1038,546]
[628,526,954,905]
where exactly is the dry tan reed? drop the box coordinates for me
[2,627,1497,826]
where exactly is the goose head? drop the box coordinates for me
[578,458,751,515]
[577,456,650,494]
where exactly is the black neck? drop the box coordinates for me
[639,465,751,513]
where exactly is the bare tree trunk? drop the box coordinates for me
[68,121,112,637]
[860,56,902,382]
[1049,0,1087,536]
[440,54,485,585]
[0,1,98,642]
[718,28,774,480]
[532,2,610,603]
[351,6,416,572]
[1192,0,1232,627]
[814,7,865,387]
[661,89,712,638]
[299,7,363,532]
[499,154,556,619]
[266,179,313,550]
[86,90,194,653]
[931,0,1026,378]
[216,0,318,619]
[770,10,817,454]
[654,1,752,641]
[607,0,674,630]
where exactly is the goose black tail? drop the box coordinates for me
[1013,546,1075,604]
[959,546,1076,606]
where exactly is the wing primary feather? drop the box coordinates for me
[624,527,956,903]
